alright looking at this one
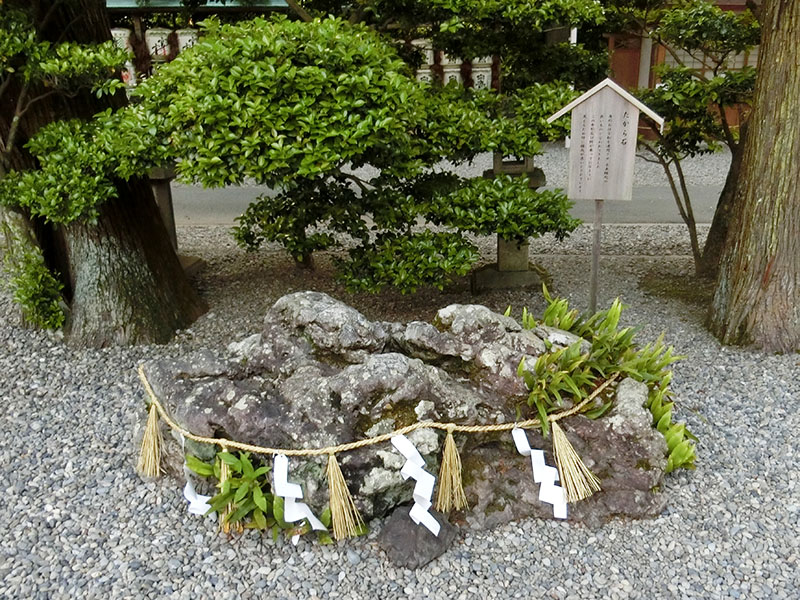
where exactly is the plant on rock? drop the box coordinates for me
[187,451,335,542]
[516,288,697,471]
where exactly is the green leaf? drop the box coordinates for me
[319,507,332,528]
[253,485,268,513]
[227,499,256,525]
[234,481,250,504]
[584,400,613,420]
[657,411,673,433]
[253,466,271,478]
[317,530,334,545]
[207,492,234,514]
[536,400,550,437]
[273,495,288,528]
[253,507,267,530]
[240,453,255,479]
[218,452,242,471]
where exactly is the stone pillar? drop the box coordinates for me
[497,237,530,272]
[472,157,546,291]
[148,166,177,250]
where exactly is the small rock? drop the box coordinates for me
[377,506,458,569]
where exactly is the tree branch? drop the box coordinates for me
[718,103,737,150]
[38,0,65,37]
[285,0,313,22]
[339,171,373,193]
[672,153,702,267]
[5,80,31,160]
[18,88,61,117]
[0,76,11,105]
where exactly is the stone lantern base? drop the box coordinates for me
[471,236,543,292]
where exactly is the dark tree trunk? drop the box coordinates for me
[1,0,206,346]
[708,0,800,352]
[697,121,748,279]
[64,178,206,345]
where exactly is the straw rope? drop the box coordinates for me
[137,365,619,456]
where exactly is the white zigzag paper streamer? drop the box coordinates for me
[391,434,441,536]
[273,454,328,545]
[180,434,213,516]
[512,428,568,519]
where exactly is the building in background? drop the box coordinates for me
[607,0,756,91]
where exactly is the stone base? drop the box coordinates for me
[470,264,542,292]
[179,254,206,277]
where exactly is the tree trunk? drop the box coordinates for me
[64,178,206,345]
[707,0,800,353]
[697,122,748,279]
[1,0,206,346]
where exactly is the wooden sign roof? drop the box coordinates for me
[547,78,664,132]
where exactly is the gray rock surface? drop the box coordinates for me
[378,507,458,569]
[144,292,668,527]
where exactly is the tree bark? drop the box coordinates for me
[64,178,205,345]
[707,0,800,353]
[697,122,748,279]
[1,0,206,346]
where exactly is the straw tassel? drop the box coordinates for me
[551,421,601,503]
[435,426,468,513]
[217,447,242,534]
[136,403,162,479]
[326,453,364,541]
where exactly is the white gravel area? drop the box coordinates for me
[1,207,798,599]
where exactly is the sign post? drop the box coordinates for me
[547,78,663,313]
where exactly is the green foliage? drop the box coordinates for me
[514,286,697,471]
[303,0,608,92]
[646,376,698,473]
[520,341,597,437]
[3,120,118,224]
[136,16,428,187]
[338,231,479,294]
[0,223,65,330]
[0,8,139,225]
[0,106,173,224]
[635,1,759,159]
[503,42,610,92]
[0,8,127,94]
[657,1,760,57]
[426,175,579,242]
[188,451,334,542]
[136,16,581,293]
[423,0,604,25]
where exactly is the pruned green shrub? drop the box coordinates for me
[133,16,581,293]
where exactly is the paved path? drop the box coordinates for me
[171,183,722,226]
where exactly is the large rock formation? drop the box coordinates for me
[142,291,668,529]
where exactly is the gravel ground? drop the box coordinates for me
[2,147,799,599]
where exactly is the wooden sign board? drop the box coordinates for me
[547,78,664,202]
[567,86,639,201]
[546,78,664,312]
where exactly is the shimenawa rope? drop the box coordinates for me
[137,365,619,456]
[137,365,619,537]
